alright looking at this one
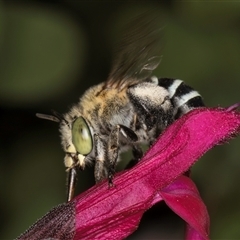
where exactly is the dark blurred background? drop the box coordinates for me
[1,1,240,239]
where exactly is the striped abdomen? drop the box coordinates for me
[158,78,204,119]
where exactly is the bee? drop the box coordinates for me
[37,14,204,202]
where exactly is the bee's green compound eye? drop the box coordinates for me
[72,117,93,155]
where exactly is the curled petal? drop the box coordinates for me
[161,176,210,240]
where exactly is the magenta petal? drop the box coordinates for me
[161,175,209,240]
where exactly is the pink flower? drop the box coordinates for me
[17,106,240,240]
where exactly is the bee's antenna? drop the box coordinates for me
[36,110,68,125]
[36,113,60,122]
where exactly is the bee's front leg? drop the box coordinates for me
[94,134,108,183]
[107,124,138,186]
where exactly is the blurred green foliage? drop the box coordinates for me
[0,1,240,239]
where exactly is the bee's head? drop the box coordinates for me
[36,111,93,170]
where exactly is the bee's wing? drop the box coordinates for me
[105,12,164,90]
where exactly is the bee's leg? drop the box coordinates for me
[67,167,78,202]
[94,134,108,183]
[107,125,120,186]
[107,124,138,185]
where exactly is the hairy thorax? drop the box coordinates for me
[77,83,136,135]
